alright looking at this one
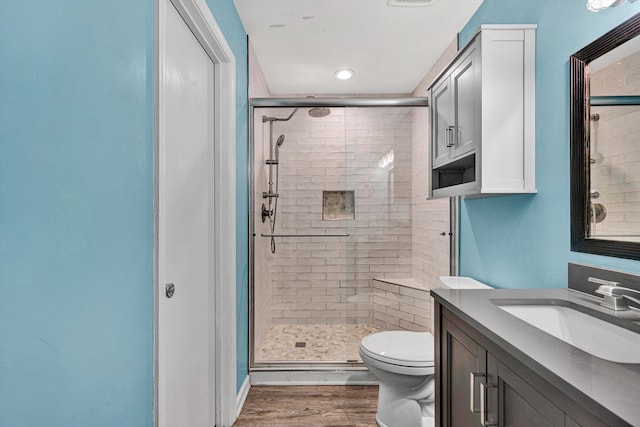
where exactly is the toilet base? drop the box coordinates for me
[374,379,434,427]
[376,414,434,427]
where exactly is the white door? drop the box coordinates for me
[159,0,215,425]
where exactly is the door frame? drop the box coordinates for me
[155,0,237,425]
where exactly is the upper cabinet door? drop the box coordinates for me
[430,41,479,169]
[452,47,480,160]
[432,77,455,168]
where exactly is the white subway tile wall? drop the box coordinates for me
[256,107,416,326]
[372,280,430,331]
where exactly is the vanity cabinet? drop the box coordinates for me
[435,303,608,427]
[429,25,537,199]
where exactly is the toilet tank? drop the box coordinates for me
[437,276,492,289]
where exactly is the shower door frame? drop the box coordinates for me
[249,97,429,371]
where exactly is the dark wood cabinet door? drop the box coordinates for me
[488,354,564,427]
[441,317,486,427]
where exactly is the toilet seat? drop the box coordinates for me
[359,331,434,368]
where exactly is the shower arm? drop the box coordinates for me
[263,108,299,123]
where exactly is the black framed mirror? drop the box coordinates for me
[571,11,640,260]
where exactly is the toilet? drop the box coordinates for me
[359,276,491,427]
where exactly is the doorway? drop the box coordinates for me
[156,0,237,425]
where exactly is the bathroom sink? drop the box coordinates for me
[496,304,640,363]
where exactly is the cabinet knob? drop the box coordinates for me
[166,283,175,298]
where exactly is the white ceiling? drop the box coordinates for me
[234,0,484,95]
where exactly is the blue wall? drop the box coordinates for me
[0,1,155,425]
[0,0,250,424]
[204,0,250,394]
[458,0,640,289]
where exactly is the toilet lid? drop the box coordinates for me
[360,331,434,367]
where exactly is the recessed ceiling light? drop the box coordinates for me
[268,24,287,28]
[335,69,354,80]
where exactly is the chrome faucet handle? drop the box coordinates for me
[588,277,620,288]
[589,277,628,311]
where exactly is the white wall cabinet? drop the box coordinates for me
[429,25,537,199]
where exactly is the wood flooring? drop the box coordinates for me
[233,385,379,426]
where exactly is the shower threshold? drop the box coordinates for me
[250,367,378,386]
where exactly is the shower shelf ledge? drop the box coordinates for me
[373,277,429,291]
[260,233,350,238]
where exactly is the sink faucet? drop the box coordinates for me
[588,277,640,311]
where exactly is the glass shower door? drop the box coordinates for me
[252,106,354,365]
[250,102,435,369]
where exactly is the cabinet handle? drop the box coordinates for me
[479,382,497,426]
[469,372,485,413]
[446,126,455,147]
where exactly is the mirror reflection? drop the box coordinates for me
[587,36,640,242]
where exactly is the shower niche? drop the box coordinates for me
[249,98,442,370]
[322,190,355,221]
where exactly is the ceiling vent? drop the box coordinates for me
[387,0,438,6]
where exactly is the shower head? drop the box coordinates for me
[263,103,331,122]
[308,107,331,118]
[276,134,285,147]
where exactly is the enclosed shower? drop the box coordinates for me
[250,98,449,370]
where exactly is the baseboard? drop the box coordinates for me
[250,369,378,386]
[235,375,251,418]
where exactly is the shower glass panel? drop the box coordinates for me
[251,100,432,368]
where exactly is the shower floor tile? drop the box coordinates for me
[256,323,385,363]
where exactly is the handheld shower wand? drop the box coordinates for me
[266,134,285,253]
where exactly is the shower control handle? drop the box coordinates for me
[261,204,272,223]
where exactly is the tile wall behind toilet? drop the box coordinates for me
[259,107,415,326]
